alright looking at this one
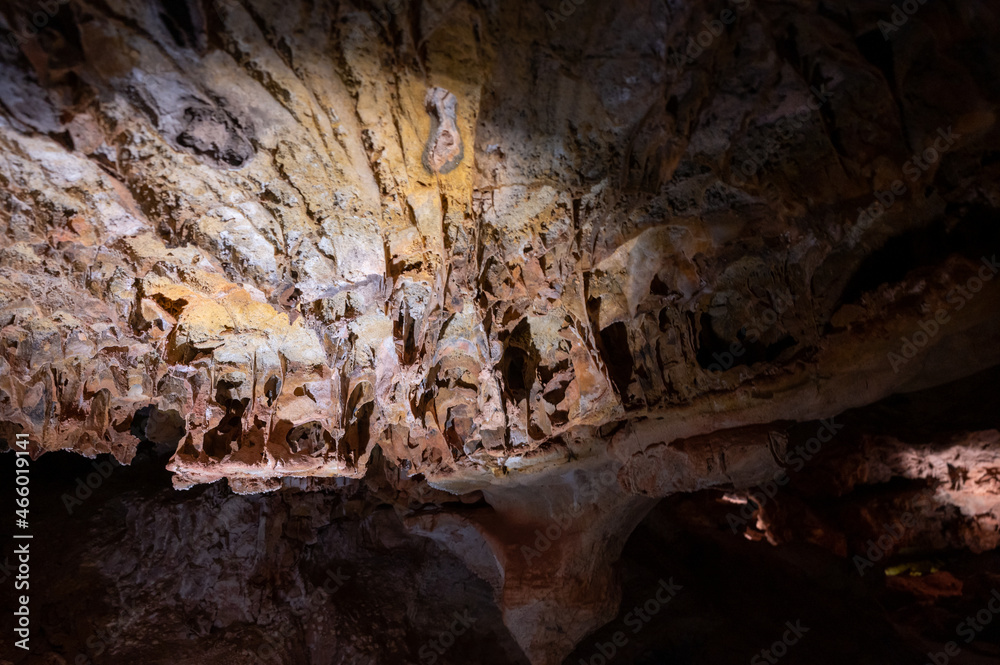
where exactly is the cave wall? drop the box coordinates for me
[1,0,1000,663]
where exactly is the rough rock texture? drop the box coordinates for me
[6,371,1000,665]
[0,450,532,665]
[2,0,1000,662]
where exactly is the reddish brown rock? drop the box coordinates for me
[1,0,1000,662]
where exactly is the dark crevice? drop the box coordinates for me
[855,29,895,89]
[598,322,633,396]
[203,382,248,459]
[696,313,798,371]
[342,383,373,467]
[501,348,529,402]
[286,421,331,455]
[130,405,186,453]
[499,319,539,407]
[838,363,1000,445]
[264,376,281,407]
[837,207,1000,306]
[157,0,206,51]
[772,21,802,73]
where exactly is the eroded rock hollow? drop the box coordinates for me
[1,0,1000,663]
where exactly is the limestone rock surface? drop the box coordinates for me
[2,0,1000,663]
